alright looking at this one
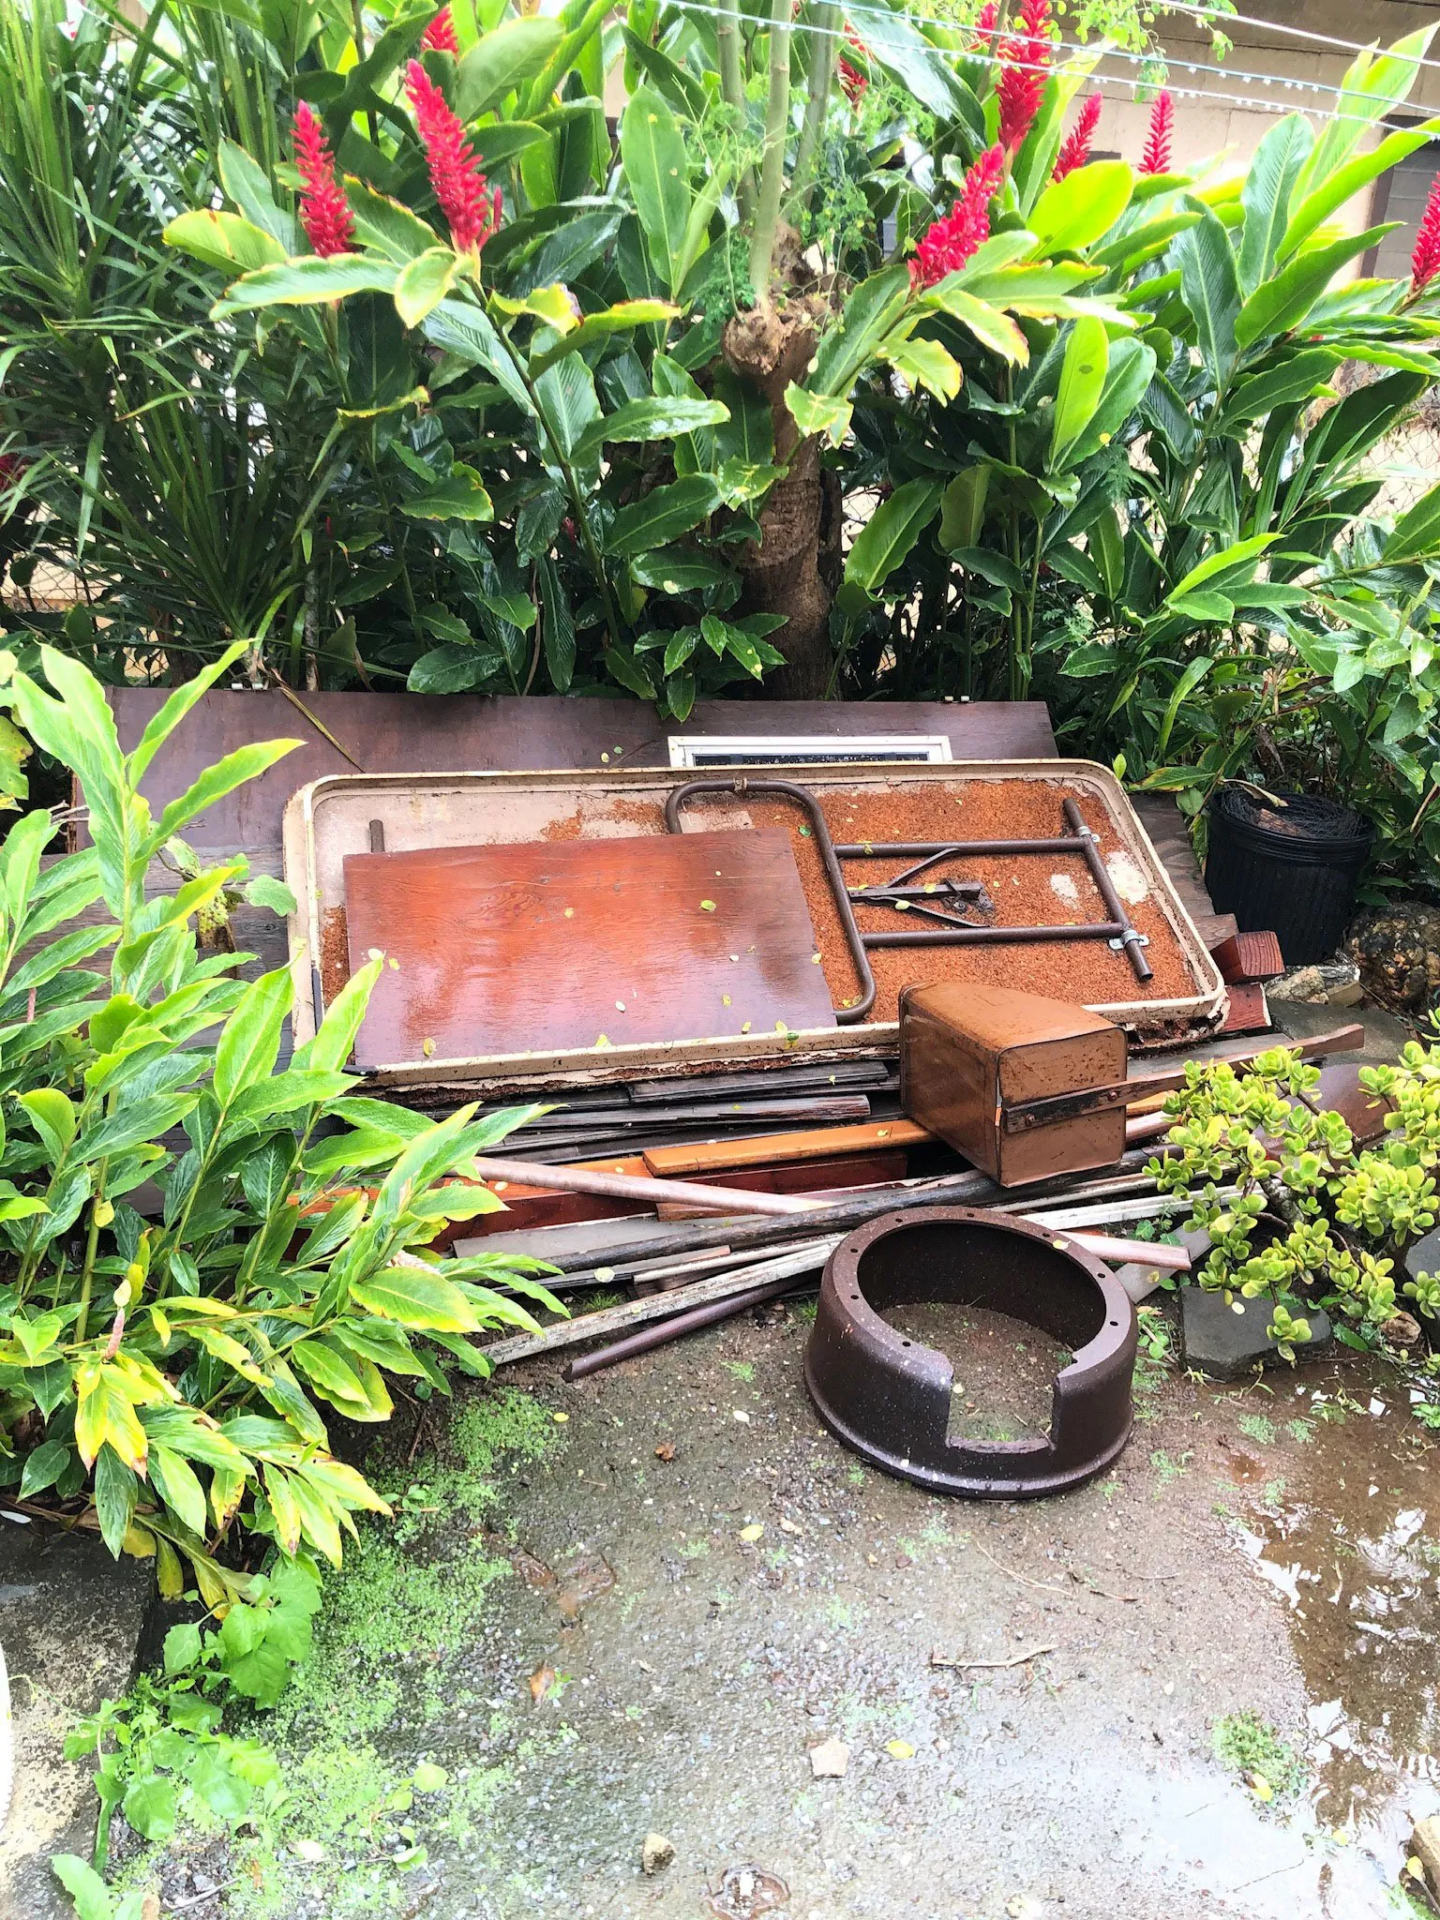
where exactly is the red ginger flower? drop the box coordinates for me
[910,143,1005,291]
[838,25,868,105]
[969,1,998,50]
[1052,92,1101,182]
[292,102,354,258]
[1412,173,1440,295]
[404,61,502,257]
[996,0,1052,155]
[421,6,459,53]
[1140,88,1173,175]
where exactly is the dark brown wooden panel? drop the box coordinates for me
[105,689,1059,851]
[343,829,836,1071]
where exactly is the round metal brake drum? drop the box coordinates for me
[804,1206,1137,1499]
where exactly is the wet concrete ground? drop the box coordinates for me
[413,1300,1440,1920]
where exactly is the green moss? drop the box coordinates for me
[221,1384,561,1917]
[1212,1709,1306,1800]
[1237,1411,1277,1445]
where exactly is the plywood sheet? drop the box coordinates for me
[344,829,834,1071]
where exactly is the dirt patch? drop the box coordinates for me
[878,1300,1067,1444]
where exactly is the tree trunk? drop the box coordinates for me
[723,299,835,700]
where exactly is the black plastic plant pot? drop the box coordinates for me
[1204,787,1372,968]
[804,1207,1137,1500]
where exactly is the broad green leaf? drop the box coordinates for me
[125,638,250,785]
[845,480,942,593]
[346,182,437,262]
[163,210,286,276]
[785,386,852,447]
[1050,316,1108,471]
[571,396,730,465]
[149,1444,208,1537]
[454,16,565,118]
[527,299,678,377]
[621,89,690,296]
[1212,347,1341,432]
[605,476,720,555]
[1237,114,1313,294]
[925,283,1030,363]
[1235,226,1396,351]
[20,1088,75,1161]
[19,1437,70,1499]
[401,465,494,520]
[713,367,774,465]
[150,740,300,850]
[810,265,910,398]
[493,283,580,332]
[351,1266,482,1334]
[938,467,990,552]
[211,255,398,315]
[93,1443,138,1556]
[948,546,1024,591]
[883,335,962,402]
[291,1338,371,1410]
[1167,533,1277,600]
[214,967,292,1107]
[1383,481,1440,562]
[424,298,536,416]
[1173,206,1241,382]
[1067,337,1156,465]
[846,0,980,123]
[1291,24,1437,214]
[1027,161,1134,257]
[394,247,461,329]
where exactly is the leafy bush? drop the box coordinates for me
[0,639,559,1602]
[1152,1039,1440,1419]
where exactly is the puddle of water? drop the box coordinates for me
[1222,1365,1440,1863]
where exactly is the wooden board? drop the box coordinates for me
[344,829,835,1071]
[642,1117,933,1177]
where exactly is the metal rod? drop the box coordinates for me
[664,776,877,1021]
[835,838,1083,857]
[468,1155,822,1217]
[1062,798,1153,982]
[865,920,1127,949]
[561,1272,801,1380]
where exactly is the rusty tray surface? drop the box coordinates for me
[804,1207,1137,1499]
[283,760,1225,1089]
[341,830,835,1069]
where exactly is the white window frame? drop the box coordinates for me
[667,733,953,768]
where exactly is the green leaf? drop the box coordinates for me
[454,15,565,118]
[884,335,962,402]
[572,396,730,465]
[809,265,910,399]
[346,181,438,262]
[1050,315,1109,471]
[20,1087,76,1161]
[1027,160,1134,257]
[52,1854,118,1920]
[19,1438,70,1499]
[713,368,773,466]
[211,255,398,315]
[845,0,980,123]
[938,467,990,552]
[1067,336,1156,465]
[218,139,301,252]
[291,1338,371,1410]
[784,386,852,447]
[1165,591,1234,624]
[122,1774,178,1843]
[150,740,300,851]
[246,873,297,916]
[1211,348,1341,433]
[948,546,1024,590]
[924,284,1028,365]
[605,476,720,555]
[351,1267,482,1334]
[604,644,657,699]
[1173,205,1241,382]
[149,1444,208,1537]
[844,480,942,593]
[401,465,494,521]
[93,1444,138,1558]
[1290,24,1437,216]
[163,210,286,275]
[163,1621,204,1676]
[1238,114,1314,293]
[1167,534,1277,600]
[1234,226,1396,351]
[1383,481,1440,562]
[394,247,461,329]
[424,298,536,416]
[297,956,381,1073]
[621,88,690,296]
[528,299,678,378]
[214,967,292,1107]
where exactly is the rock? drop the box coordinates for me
[809,1736,850,1778]
[1411,1814,1440,1898]
[1112,1228,1211,1305]
[1350,902,1440,1012]
[1380,1311,1422,1348]
[1267,959,1361,1007]
[1180,1286,1332,1380]
[641,1832,675,1875]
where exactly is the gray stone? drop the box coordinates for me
[1412,1815,1440,1900]
[1404,1225,1440,1289]
[0,1518,151,1918]
[1269,999,1411,1064]
[1267,959,1361,1007]
[1180,1285,1332,1380]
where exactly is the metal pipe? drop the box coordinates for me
[561,1272,800,1380]
[664,776,878,1021]
[1062,798,1153,982]
[865,921,1127,949]
[836,838,1083,857]
[468,1155,822,1218]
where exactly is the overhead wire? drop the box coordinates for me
[652,0,1440,135]
[1154,0,1440,88]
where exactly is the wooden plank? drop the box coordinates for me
[642,1117,933,1177]
[106,689,1059,854]
[1209,930,1284,983]
[343,829,836,1071]
[1130,792,1237,950]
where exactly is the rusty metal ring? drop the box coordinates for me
[804,1206,1137,1499]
